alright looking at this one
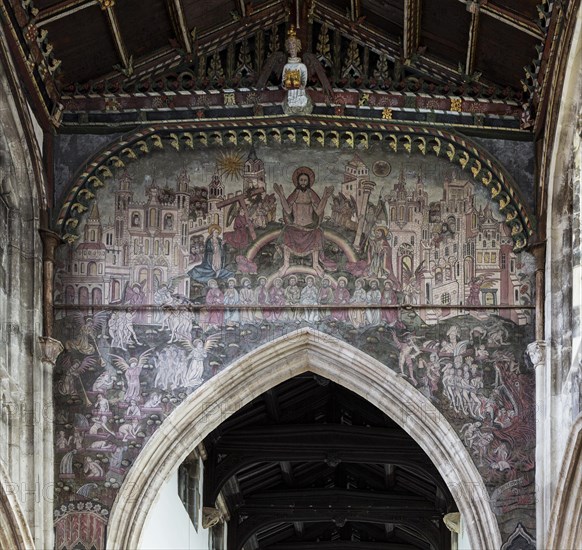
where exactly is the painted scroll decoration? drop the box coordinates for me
[53,140,536,548]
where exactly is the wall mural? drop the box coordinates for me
[52,142,536,548]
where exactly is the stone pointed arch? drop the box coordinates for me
[546,415,582,550]
[106,328,502,549]
[0,461,34,550]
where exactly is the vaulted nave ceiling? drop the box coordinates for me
[0,0,570,134]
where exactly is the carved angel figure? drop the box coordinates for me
[256,26,332,115]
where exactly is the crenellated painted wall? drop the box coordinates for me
[51,124,537,549]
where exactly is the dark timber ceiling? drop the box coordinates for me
[0,0,565,132]
[201,374,456,550]
[34,0,542,91]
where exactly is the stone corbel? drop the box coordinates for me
[201,507,223,529]
[38,336,64,365]
[526,340,547,368]
[443,512,460,534]
[197,441,208,460]
[216,492,230,522]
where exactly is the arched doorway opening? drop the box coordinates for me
[546,416,582,550]
[0,461,34,550]
[106,328,501,549]
[200,373,457,549]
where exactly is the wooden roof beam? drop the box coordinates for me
[313,1,475,88]
[269,543,417,550]
[165,0,192,53]
[350,0,362,20]
[403,0,422,61]
[230,492,440,550]
[203,439,443,506]
[280,460,295,486]
[102,4,131,75]
[214,425,426,456]
[237,0,246,18]
[36,0,96,26]
[482,3,544,39]
[457,0,543,39]
[465,1,480,76]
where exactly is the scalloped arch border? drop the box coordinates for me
[55,117,534,251]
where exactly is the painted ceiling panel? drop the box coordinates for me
[115,0,174,58]
[182,0,240,33]
[490,0,541,21]
[44,6,119,84]
[475,13,538,89]
[361,0,404,37]
[421,0,471,64]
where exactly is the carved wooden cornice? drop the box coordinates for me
[0,0,63,127]
[59,86,523,130]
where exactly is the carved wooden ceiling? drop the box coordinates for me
[0,0,572,135]
[201,374,456,550]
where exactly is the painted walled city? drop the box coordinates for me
[53,143,536,546]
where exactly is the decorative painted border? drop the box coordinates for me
[55,117,534,251]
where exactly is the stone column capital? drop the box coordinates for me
[526,340,546,368]
[38,336,64,365]
[443,512,460,534]
[202,506,223,529]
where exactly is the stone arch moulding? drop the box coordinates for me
[546,415,582,550]
[54,117,533,251]
[0,461,34,550]
[106,328,502,550]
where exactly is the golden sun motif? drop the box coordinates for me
[216,149,245,181]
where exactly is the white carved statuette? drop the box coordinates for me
[282,26,312,115]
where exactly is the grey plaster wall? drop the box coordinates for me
[53,134,123,214]
[473,137,536,216]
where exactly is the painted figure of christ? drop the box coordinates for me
[273,166,334,276]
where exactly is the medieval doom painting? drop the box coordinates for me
[53,141,536,545]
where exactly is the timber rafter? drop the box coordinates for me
[403,0,421,62]
[165,0,193,54]
[228,491,443,550]
[36,0,96,26]
[102,4,131,74]
[455,0,544,39]
[1,0,562,136]
[203,425,445,506]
